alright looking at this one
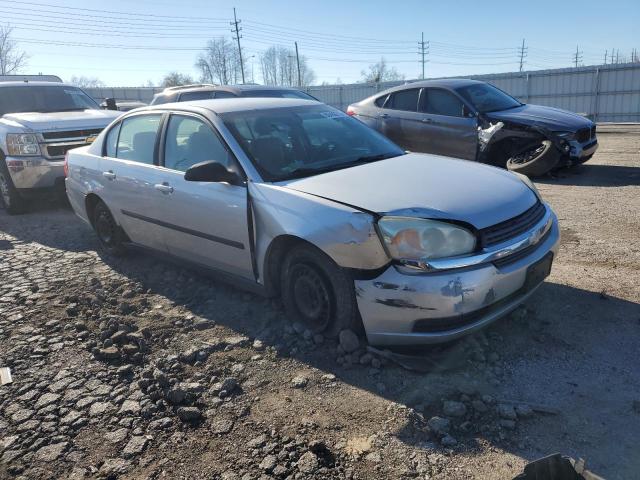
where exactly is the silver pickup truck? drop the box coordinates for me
[0,78,121,214]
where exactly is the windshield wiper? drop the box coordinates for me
[283,152,402,180]
[54,108,89,112]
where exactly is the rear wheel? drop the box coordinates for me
[92,200,127,256]
[0,159,26,215]
[280,244,361,336]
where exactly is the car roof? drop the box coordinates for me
[158,84,308,95]
[376,78,486,96]
[0,81,77,87]
[139,97,322,115]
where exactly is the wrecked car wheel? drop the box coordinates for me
[506,140,561,177]
[281,244,360,336]
[92,200,127,256]
[0,160,27,215]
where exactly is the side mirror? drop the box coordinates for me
[463,105,476,118]
[104,98,117,110]
[184,160,242,185]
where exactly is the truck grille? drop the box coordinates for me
[44,143,87,158]
[41,128,103,140]
[479,201,546,248]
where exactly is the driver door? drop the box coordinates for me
[151,113,254,280]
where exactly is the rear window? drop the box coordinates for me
[374,95,388,107]
[241,89,315,100]
[115,114,162,164]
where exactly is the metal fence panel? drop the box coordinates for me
[87,63,640,122]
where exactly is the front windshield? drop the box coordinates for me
[222,105,405,181]
[0,85,99,116]
[456,83,522,113]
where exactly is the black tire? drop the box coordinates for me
[506,140,561,177]
[92,200,127,256]
[0,158,27,215]
[280,243,361,336]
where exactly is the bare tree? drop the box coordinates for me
[69,76,105,88]
[259,46,315,86]
[196,37,243,85]
[0,24,28,75]
[361,58,404,83]
[161,71,194,88]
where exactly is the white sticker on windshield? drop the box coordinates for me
[320,111,346,119]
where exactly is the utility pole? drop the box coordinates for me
[616,49,619,64]
[231,7,245,84]
[518,38,527,72]
[294,41,302,87]
[604,50,608,64]
[287,54,295,86]
[573,45,583,68]
[419,32,429,79]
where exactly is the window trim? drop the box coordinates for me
[419,87,470,118]
[158,111,246,181]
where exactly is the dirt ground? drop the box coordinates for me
[1,128,639,480]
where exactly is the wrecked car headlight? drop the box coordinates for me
[377,217,476,261]
[6,133,40,156]
[552,131,575,140]
[511,171,541,198]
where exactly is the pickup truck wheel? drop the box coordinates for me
[92,200,127,256]
[281,244,361,337]
[506,140,561,177]
[0,160,26,215]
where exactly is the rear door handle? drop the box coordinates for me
[154,182,174,194]
[379,113,389,118]
[102,171,116,180]
[421,118,434,124]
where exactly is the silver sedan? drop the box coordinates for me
[65,98,559,346]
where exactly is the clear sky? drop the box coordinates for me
[9,0,640,86]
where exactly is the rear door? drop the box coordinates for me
[98,113,168,252]
[379,88,423,150]
[152,112,254,279]
[419,88,477,159]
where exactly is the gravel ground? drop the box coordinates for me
[1,130,639,480]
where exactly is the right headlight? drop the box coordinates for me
[377,217,476,261]
[6,133,40,156]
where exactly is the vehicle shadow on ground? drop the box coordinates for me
[0,202,96,253]
[96,248,640,476]
[538,164,640,187]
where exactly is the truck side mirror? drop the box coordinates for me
[104,98,117,110]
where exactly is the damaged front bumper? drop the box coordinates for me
[355,209,560,346]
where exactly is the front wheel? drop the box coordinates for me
[0,160,27,215]
[92,200,127,256]
[280,243,361,336]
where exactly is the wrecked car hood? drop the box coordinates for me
[1,109,121,131]
[279,153,537,229]
[485,104,592,131]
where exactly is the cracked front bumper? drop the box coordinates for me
[5,156,65,190]
[355,212,560,346]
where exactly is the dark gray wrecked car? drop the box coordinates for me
[348,79,597,176]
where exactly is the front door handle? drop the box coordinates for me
[421,118,434,124]
[379,113,389,118]
[102,171,116,180]
[154,182,174,194]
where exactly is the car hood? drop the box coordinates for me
[279,153,537,229]
[485,104,592,131]
[1,109,121,131]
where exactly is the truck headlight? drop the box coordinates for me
[377,217,476,261]
[6,134,41,156]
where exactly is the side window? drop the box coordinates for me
[374,94,388,108]
[422,89,464,117]
[389,89,420,112]
[214,91,236,99]
[163,115,233,172]
[178,91,215,102]
[104,123,120,157]
[116,114,162,164]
